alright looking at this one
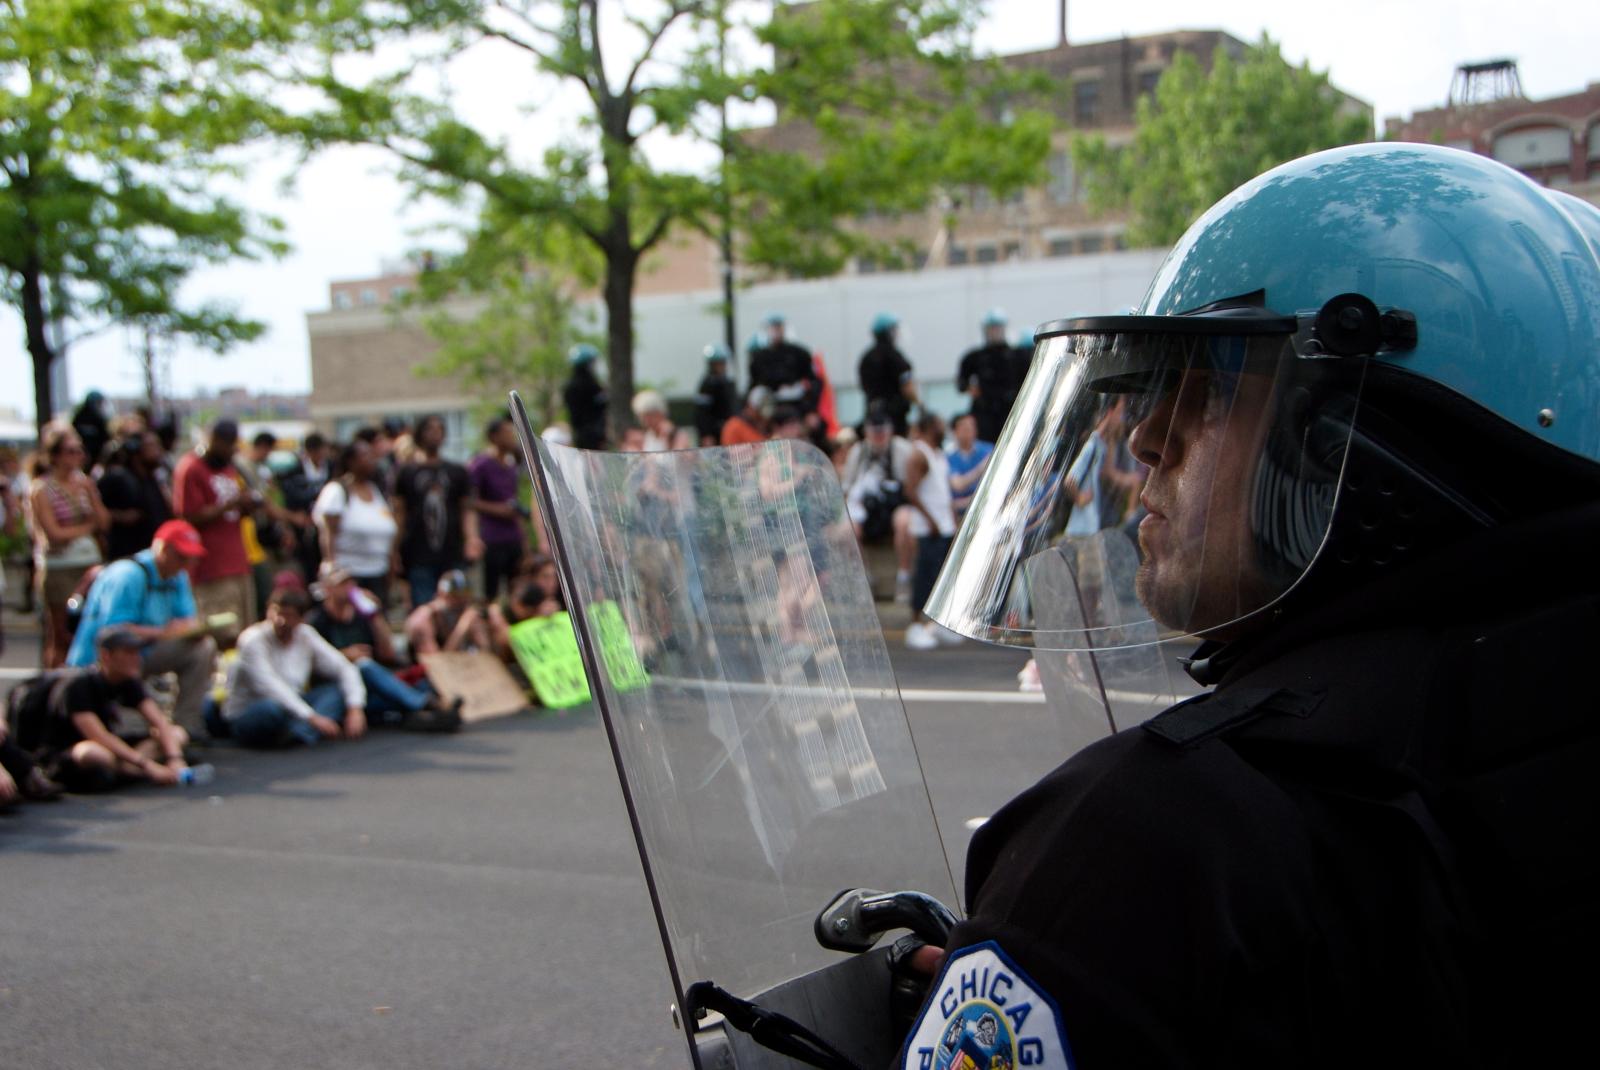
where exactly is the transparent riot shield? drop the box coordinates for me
[510,396,958,1069]
[1020,528,1189,749]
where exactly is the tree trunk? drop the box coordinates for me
[20,256,57,434]
[603,247,638,444]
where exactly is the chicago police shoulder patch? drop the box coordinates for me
[901,941,1074,1070]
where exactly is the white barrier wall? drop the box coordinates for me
[627,249,1169,413]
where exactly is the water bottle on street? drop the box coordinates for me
[177,763,215,787]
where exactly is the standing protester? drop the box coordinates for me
[278,431,331,581]
[392,414,481,609]
[900,412,959,651]
[909,145,1600,1066]
[563,344,609,450]
[172,419,254,635]
[720,386,773,447]
[956,308,1021,444]
[240,431,289,615]
[37,627,190,792]
[946,411,993,525]
[98,430,173,562]
[467,415,532,602]
[749,313,821,429]
[70,390,111,475]
[312,439,399,607]
[210,587,366,748]
[65,520,215,737]
[857,312,917,436]
[693,344,739,446]
[30,423,109,667]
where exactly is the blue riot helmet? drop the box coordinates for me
[871,311,899,337]
[928,144,1600,652]
[703,343,731,364]
[746,331,766,356]
[981,307,1007,328]
[569,343,599,366]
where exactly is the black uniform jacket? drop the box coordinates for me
[956,342,1019,443]
[563,368,608,450]
[940,504,1599,1068]
[751,341,820,412]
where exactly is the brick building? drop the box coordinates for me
[1385,62,1600,205]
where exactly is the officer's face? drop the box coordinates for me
[1127,364,1275,638]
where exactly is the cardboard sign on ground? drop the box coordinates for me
[419,651,529,723]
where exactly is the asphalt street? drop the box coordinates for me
[0,623,1185,1069]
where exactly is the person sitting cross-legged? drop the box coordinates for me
[308,564,461,733]
[206,588,366,747]
[404,569,488,659]
[40,627,192,792]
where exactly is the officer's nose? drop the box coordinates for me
[1128,390,1180,469]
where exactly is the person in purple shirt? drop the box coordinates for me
[467,415,535,600]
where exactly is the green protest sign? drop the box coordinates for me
[506,603,650,709]
[592,600,650,692]
[508,614,591,709]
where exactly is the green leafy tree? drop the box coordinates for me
[273,0,1054,440]
[0,0,288,430]
[1074,35,1371,248]
[408,208,601,427]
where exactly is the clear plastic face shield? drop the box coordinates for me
[927,301,1370,726]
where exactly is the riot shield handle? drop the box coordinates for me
[814,888,958,953]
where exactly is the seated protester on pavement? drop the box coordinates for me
[39,627,191,792]
[207,587,366,748]
[308,564,460,732]
[0,712,63,811]
[403,569,488,660]
[65,519,217,737]
[487,572,564,668]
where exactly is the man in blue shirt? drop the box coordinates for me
[66,519,216,735]
[946,412,994,525]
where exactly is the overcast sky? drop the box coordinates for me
[3,0,1596,420]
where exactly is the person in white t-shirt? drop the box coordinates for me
[312,440,399,609]
[901,411,962,651]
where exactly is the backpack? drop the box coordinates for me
[4,669,80,754]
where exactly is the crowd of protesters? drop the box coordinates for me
[1,307,1139,809]
[1,403,566,813]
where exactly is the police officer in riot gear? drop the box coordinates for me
[911,144,1600,1068]
[857,312,917,436]
[693,343,739,446]
[956,309,1020,444]
[562,343,608,451]
[749,313,821,426]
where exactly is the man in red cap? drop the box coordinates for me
[65,519,218,736]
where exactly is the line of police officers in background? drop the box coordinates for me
[560,309,1036,451]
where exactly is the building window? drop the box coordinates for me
[969,185,995,213]
[388,286,409,302]
[857,257,878,275]
[1112,234,1127,251]
[913,250,930,270]
[975,245,999,265]
[1137,69,1163,99]
[1002,241,1021,261]
[1491,126,1570,170]
[1079,234,1105,254]
[948,245,970,266]
[1047,151,1078,205]
[333,292,353,310]
[1074,81,1101,126]
[359,287,379,306]
[1048,237,1076,258]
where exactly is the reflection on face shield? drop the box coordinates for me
[926,327,1357,651]
[1122,351,1281,638]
